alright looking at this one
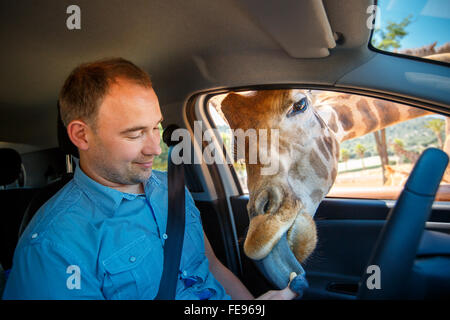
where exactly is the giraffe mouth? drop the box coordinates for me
[244,183,309,289]
[252,232,306,290]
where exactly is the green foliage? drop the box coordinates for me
[425,118,445,148]
[355,143,366,158]
[424,118,445,136]
[372,14,413,51]
[340,148,350,162]
[152,124,168,171]
[393,138,404,148]
[341,116,443,159]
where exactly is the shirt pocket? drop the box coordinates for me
[102,235,160,300]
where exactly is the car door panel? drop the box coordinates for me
[226,195,450,299]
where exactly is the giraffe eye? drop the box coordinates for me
[287,97,309,118]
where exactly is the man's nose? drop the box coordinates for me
[142,132,162,156]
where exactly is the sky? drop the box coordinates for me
[375,0,449,50]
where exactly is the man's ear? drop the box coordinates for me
[66,120,90,151]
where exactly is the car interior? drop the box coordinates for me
[1,0,449,299]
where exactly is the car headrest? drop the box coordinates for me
[0,148,22,186]
[57,102,79,158]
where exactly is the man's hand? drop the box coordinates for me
[205,232,308,300]
[255,272,306,300]
[255,286,298,300]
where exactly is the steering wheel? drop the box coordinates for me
[356,148,449,299]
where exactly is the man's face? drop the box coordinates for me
[85,78,162,189]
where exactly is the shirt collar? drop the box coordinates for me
[144,170,162,196]
[73,163,160,214]
[73,165,125,215]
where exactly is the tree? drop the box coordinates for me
[373,129,389,184]
[390,138,419,165]
[393,138,404,148]
[424,118,445,149]
[340,148,350,171]
[443,118,450,183]
[372,15,413,184]
[355,144,366,169]
[372,15,413,51]
[152,125,169,171]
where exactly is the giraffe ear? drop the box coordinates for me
[220,92,247,125]
[221,92,245,111]
[218,93,246,163]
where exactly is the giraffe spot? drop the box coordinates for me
[357,98,378,133]
[309,149,329,180]
[331,166,337,182]
[278,138,290,154]
[326,134,337,155]
[328,112,339,133]
[407,107,428,118]
[288,163,307,181]
[334,139,340,160]
[323,136,334,157]
[310,189,323,203]
[336,105,354,131]
[316,137,330,161]
[373,99,400,127]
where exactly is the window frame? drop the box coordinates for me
[367,0,450,68]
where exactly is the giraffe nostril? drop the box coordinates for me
[254,185,283,215]
[263,200,270,213]
[255,190,269,215]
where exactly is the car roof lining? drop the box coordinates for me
[237,0,336,58]
[2,0,449,149]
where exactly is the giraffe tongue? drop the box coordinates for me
[253,232,307,291]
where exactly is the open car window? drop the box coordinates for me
[370,0,449,64]
[207,89,450,202]
[151,123,168,172]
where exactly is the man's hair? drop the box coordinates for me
[59,57,152,127]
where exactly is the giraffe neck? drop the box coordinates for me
[314,93,431,143]
[391,143,420,163]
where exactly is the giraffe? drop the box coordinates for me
[390,141,420,165]
[386,139,450,185]
[384,165,410,187]
[396,41,450,58]
[216,89,434,283]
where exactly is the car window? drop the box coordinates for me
[152,123,168,172]
[370,0,449,64]
[206,90,450,201]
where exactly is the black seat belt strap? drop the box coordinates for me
[155,125,185,300]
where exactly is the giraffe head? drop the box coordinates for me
[220,89,339,277]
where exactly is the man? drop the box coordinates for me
[3,58,297,299]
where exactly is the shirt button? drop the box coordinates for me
[182,270,187,277]
[31,233,38,239]
[129,256,136,263]
[162,233,168,240]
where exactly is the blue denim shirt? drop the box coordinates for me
[2,166,231,300]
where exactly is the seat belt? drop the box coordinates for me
[155,125,185,300]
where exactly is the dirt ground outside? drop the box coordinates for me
[333,163,414,188]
